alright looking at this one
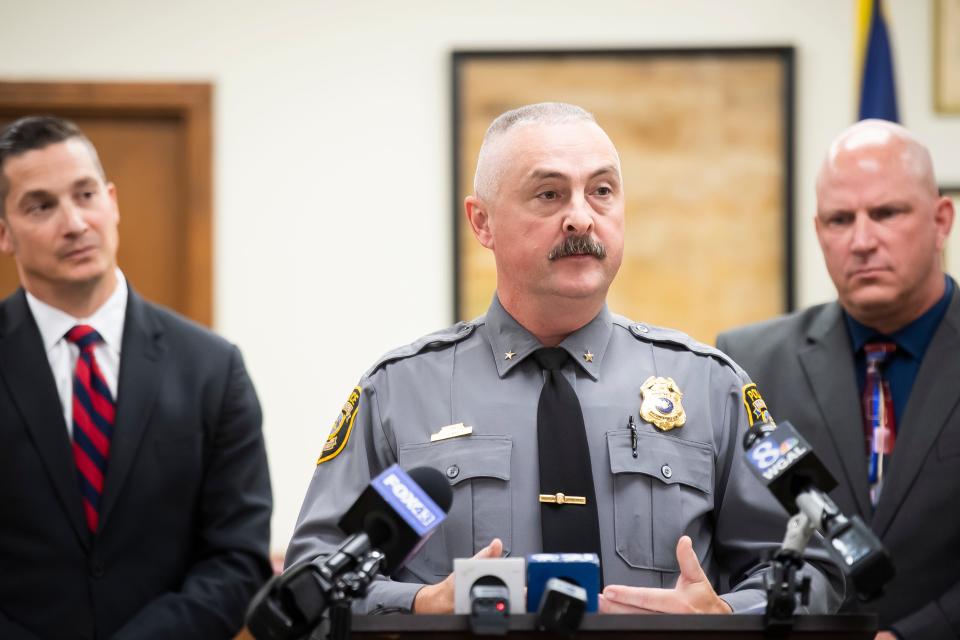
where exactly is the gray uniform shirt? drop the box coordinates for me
[286,297,841,614]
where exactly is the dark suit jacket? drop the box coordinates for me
[0,286,272,639]
[717,292,960,639]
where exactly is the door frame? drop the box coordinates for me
[0,81,213,326]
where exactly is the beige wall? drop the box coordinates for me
[1,0,957,553]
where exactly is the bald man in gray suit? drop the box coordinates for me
[717,120,958,640]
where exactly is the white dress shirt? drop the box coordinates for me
[25,270,127,437]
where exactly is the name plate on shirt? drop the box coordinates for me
[431,422,473,442]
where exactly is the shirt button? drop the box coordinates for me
[445,465,460,480]
[661,464,673,479]
[89,560,105,579]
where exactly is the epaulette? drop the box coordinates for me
[620,318,747,378]
[364,320,478,377]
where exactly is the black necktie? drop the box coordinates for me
[534,348,603,569]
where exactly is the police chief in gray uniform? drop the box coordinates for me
[286,103,841,616]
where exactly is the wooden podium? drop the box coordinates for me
[348,613,877,639]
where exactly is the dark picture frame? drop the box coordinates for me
[451,48,795,343]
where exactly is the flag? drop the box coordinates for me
[856,0,899,122]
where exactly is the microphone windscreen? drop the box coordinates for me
[338,464,449,576]
[744,420,837,514]
[408,465,454,513]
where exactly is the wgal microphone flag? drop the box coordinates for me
[856,0,899,122]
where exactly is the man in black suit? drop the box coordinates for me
[0,116,272,639]
[718,120,957,640]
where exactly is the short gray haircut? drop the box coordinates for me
[473,102,597,201]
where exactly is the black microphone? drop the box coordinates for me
[740,386,894,601]
[525,553,600,613]
[536,577,587,634]
[742,416,836,516]
[338,465,453,576]
[468,576,511,636]
[246,465,453,640]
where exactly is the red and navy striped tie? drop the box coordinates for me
[66,325,116,533]
[863,341,896,508]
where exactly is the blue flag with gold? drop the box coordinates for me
[857,0,899,121]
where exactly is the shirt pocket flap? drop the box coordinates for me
[399,435,512,487]
[607,431,713,494]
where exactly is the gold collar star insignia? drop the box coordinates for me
[583,350,594,362]
[504,351,516,360]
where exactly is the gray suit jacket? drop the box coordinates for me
[717,292,960,639]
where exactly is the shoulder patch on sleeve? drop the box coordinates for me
[626,321,747,377]
[365,320,478,376]
[741,382,773,428]
[318,386,361,465]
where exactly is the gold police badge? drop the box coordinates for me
[639,376,686,431]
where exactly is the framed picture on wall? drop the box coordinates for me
[935,0,960,112]
[451,47,795,344]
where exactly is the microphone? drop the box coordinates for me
[246,465,452,640]
[526,553,600,613]
[338,465,453,576]
[467,577,511,636]
[453,557,525,614]
[536,577,587,634]
[742,412,837,516]
[740,390,894,603]
[794,488,893,600]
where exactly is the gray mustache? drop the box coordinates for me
[548,235,607,260]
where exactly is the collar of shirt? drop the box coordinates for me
[844,275,955,359]
[483,294,613,381]
[25,268,129,355]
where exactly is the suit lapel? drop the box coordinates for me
[98,289,166,530]
[872,293,960,537]
[797,303,873,518]
[0,291,90,545]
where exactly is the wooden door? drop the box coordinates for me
[0,82,213,326]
